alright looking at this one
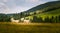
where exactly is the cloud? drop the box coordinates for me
[3,0,8,2]
[25,0,39,3]
[0,2,10,14]
[9,6,30,13]
[0,3,5,6]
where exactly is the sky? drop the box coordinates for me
[0,0,58,14]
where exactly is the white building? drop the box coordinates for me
[11,17,19,23]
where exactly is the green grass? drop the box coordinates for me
[38,8,60,16]
[0,22,60,33]
[27,8,60,19]
[34,8,60,18]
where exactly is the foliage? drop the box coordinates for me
[0,14,10,22]
[32,15,60,23]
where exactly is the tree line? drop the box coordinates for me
[0,14,10,22]
[32,15,60,23]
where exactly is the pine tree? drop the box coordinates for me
[44,16,50,23]
[32,16,38,22]
[58,15,60,22]
[38,17,43,23]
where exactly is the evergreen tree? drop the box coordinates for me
[58,15,60,22]
[50,16,54,23]
[38,17,43,23]
[32,16,38,22]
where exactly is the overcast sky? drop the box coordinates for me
[0,0,58,14]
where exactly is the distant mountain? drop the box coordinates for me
[23,1,60,19]
[24,1,60,13]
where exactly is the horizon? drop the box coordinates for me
[0,0,58,14]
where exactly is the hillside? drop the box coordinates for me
[24,1,60,18]
[24,1,60,13]
[23,1,60,23]
[26,8,60,19]
[36,8,60,18]
[19,1,60,19]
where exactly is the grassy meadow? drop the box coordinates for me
[0,22,60,33]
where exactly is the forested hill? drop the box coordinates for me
[24,1,60,13]
[18,1,60,18]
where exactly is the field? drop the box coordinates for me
[0,22,60,33]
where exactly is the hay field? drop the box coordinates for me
[0,22,60,33]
